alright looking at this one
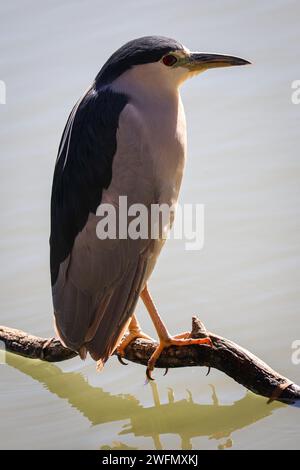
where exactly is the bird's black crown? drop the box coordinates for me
[96,36,183,86]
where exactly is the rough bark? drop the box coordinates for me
[1,317,299,403]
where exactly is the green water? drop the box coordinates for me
[0,0,299,449]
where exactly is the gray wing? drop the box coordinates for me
[52,98,156,364]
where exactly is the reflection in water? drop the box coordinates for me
[7,353,284,450]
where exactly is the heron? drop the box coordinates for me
[50,36,249,379]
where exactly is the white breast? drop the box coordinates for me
[146,94,187,208]
[111,61,187,209]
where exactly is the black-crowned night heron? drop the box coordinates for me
[50,36,249,379]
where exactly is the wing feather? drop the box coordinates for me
[50,85,128,286]
[50,85,155,364]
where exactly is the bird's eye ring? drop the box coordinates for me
[162,55,178,67]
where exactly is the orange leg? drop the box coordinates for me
[140,284,212,380]
[117,314,153,364]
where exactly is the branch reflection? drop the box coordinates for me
[7,353,284,449]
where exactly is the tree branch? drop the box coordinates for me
[1,317,299,403]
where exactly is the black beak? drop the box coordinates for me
[188,52,251,70]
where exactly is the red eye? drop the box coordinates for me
[162,54,177,66]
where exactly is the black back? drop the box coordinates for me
[50,86,128,285]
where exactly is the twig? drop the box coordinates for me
[0,317,299,403]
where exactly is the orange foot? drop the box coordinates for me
[117,323,153,365]
[146,333,212,380]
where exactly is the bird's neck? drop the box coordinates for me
[110,63,187,210]
[110,63,181,108]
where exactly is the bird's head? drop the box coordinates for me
[96,36,250,93]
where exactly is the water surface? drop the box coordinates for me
[0,0,299,449]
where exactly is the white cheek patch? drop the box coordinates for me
[174,66,191,84]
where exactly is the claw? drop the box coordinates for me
[146,367,155,381]
[117,354,128,366]
[206,366,211,376]
[163,368,169,376]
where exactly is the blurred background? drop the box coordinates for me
[0,0,299,449]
